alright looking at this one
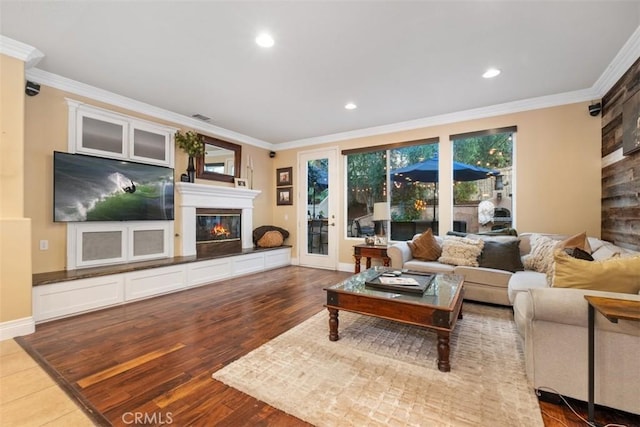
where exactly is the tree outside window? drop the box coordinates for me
[452,131,514,233]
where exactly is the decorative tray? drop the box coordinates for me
[365,271,434,294]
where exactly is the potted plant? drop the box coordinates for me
[175,130,204,182]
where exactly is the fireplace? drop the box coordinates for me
[196,208,242,256]
[176,183,261,257]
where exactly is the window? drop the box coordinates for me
[451,127,515,234]
[344,139,438,239]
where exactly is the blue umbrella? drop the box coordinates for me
[391,155,499,183]
[391,155,499,221]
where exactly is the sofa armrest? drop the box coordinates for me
[529,288,640,335]
[387,241,413,269]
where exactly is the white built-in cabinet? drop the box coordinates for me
[67,99,175,167]
[66,221,174,270]
[64,100,177,269]
[33,248,292,323]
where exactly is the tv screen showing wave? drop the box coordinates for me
[54,151,174,222]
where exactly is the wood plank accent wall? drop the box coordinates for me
[601,57,640,250]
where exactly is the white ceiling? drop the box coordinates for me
[1,1,640,147]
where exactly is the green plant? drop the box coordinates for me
[454,182,477,204]
[175,130,205,157]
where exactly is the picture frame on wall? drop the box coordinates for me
[234,178,248,188]
[277,187,293,205]
[276,167,293,186]
[623,88,640,156]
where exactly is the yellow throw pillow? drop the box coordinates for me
[553,251,640,294]
[408,228,441,261]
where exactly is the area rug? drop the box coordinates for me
[212,303,543,427]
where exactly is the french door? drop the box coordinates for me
[298,148,338,269]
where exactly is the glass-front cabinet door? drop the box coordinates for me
[78,111,128,158]
[130,122,172,166]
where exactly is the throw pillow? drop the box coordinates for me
[552,251,640,294]
[407,228,441,261]
[438,236,484,267]
[591,244,623,261]
[564,247,594,261]
[479,239,525,272]
[522,234,558,276]
[558,231,592,253]
[256,230,284,248]
[253,225,290,244]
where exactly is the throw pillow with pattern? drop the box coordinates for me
[522,234,558,276]
[408,228,441,261]
[438,236,484,267]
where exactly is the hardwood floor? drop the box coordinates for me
[17,266,639,426]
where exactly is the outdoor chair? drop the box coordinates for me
[308,219,325,253]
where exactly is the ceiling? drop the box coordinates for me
[1,1,639,147]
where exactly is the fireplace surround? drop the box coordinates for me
[176,183,260,257]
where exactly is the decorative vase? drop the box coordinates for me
[187,156,195,183]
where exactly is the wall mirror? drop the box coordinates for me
[196,135,242,183]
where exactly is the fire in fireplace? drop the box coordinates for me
[196,209,241,244]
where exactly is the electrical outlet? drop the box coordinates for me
[39,240,48,250]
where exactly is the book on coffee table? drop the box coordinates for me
[365,272,433,294]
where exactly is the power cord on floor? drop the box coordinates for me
[537,386,629,427]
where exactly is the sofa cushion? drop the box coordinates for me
[478,239,525,272]
[591,244,621,260]
[404,260,455,274]
[407,228,441,261]
[454,266,512,287]
[552,251,640,294]
[438,236,484,267]
[508,270,549,304]
[448,228,518,237]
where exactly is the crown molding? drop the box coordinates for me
[0,35,44,68]
[592,25,640,97]
[19,23,640,152]
[277,88,598,150]
[24,68,273,150]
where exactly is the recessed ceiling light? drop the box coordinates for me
[345,103,357,110]
[255,33,274,48]
[483,68,501,79]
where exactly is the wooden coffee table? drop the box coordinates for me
[324,268,464,372]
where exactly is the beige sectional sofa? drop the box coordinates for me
[387,232,638,306]
[514,287,640,415]
[388,231,640,414]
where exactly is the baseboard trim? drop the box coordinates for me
[0,317,36,341]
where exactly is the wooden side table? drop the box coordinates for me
[353,244,390,273]
[584,295,640,426]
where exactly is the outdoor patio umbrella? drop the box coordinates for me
[391,155,499,220]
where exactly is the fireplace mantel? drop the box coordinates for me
[176,183,261,256]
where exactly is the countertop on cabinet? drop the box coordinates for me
[32,246,292,286]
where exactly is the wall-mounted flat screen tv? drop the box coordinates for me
[54,151,174,222]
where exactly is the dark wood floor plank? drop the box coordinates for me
[17,266,639,426]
